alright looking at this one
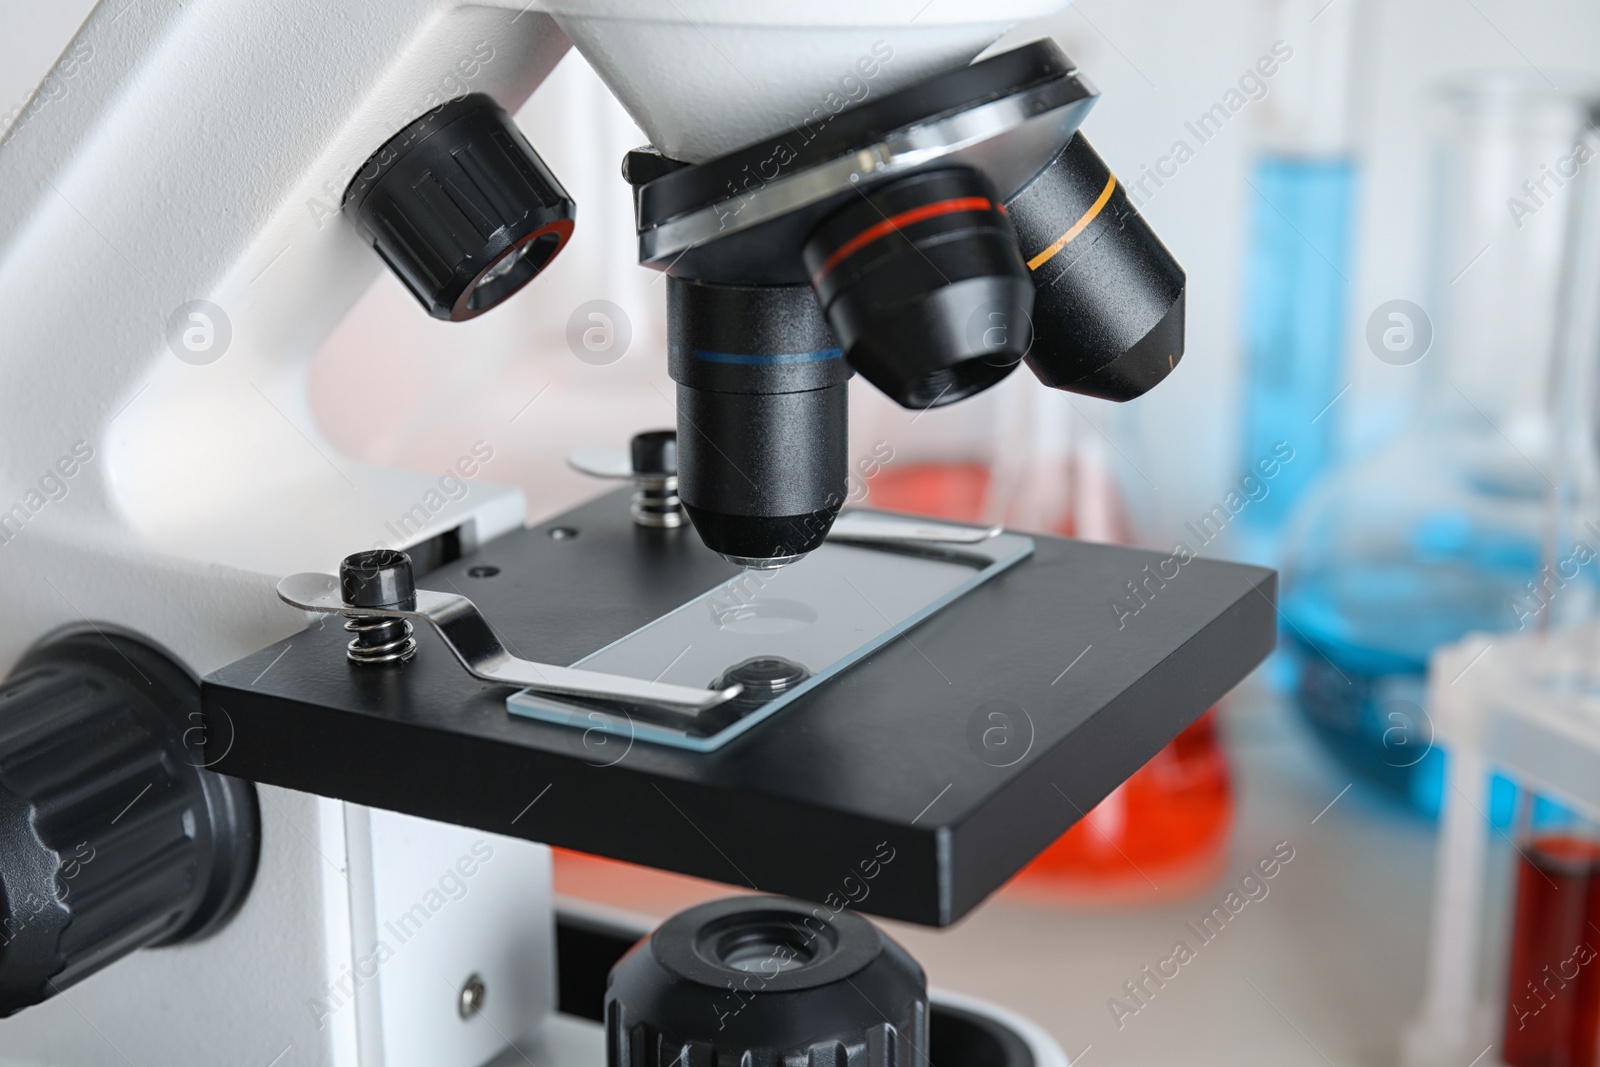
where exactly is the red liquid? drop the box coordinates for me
[865,461,1234,901]
[864,462,992,525]
[1008,709,1233,901]
[1503,836,1600,1067]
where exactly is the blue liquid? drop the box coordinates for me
[1238,156,1358,537]
[1280,625,1508,821]
[1285,616,1569,827]
[1281,536,1542,823]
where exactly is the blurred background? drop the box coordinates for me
[11,1,1600,1063]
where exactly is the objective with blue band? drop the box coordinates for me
[666,277,853,569]
[678,345,844,366]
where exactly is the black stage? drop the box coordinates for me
[203,490,1274,925]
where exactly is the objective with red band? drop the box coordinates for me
[810,195,997,285]
[802,167,1035,409]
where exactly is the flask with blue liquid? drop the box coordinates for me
[1234,0,1370,559]
[1279,73,1600,820]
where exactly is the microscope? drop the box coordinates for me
[0,2,1272,1064]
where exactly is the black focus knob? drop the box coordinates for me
[0,629,259,1016]
[340,548,417,610]
[339,550,419,666]
[711,655,811,701]
[702,656,813,733]
[344,93,575,322]
[605,896,927,1067]
[630,430,678,477]
[625,431,686,531]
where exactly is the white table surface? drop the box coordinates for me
[883,676,1443,1065]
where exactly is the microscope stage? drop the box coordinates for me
[203,490,1274,925]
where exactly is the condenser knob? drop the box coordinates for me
[0,629,259,1016]
[343,93,576,321]
[605,896,927,1066]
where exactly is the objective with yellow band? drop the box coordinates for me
[1009,133,1188,401]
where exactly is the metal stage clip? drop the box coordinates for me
[275,571,743,717]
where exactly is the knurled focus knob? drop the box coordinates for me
[605,896,927,1067]
[343,93,575,322]
[0,629,259,1016]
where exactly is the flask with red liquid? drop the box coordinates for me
[864,447,1235,903]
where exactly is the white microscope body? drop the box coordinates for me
[0,1,1069,1063]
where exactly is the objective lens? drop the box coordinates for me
[668,278,850,568]
[803,167,1033,409]
[1006,132,1186,400]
